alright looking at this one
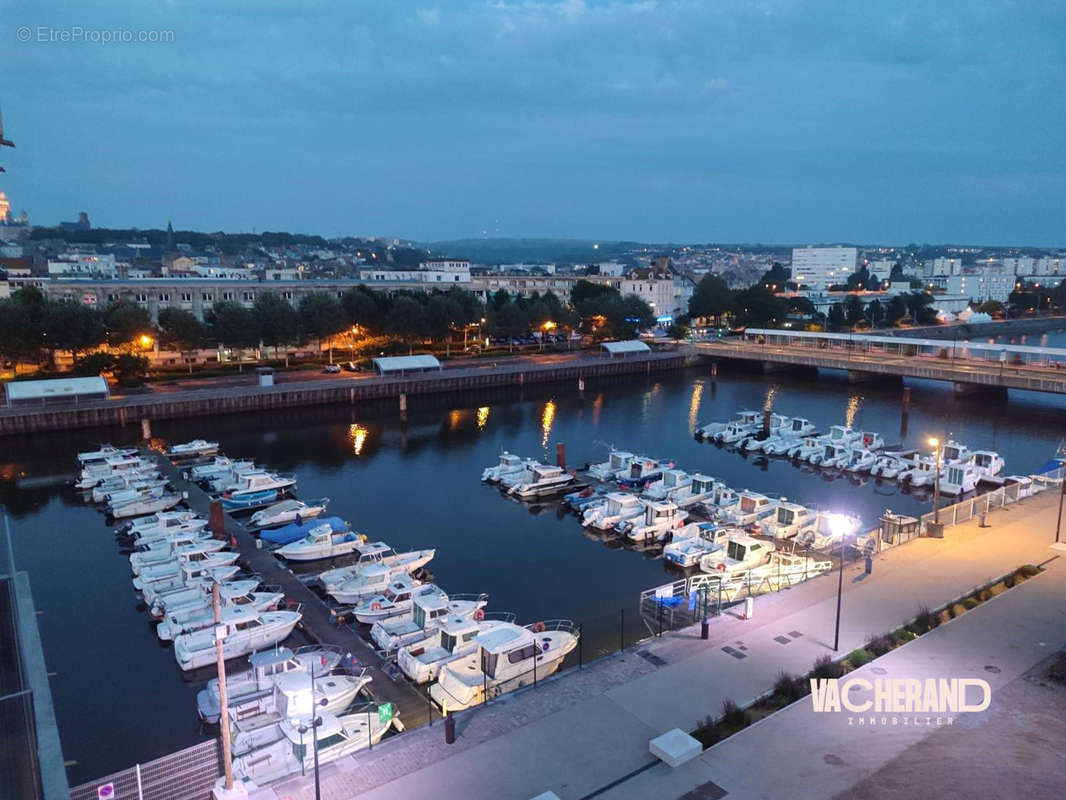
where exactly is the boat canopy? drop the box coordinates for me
[5,376,110,407]
[372,355,442,375]
[601,340,651,358]
[260,516,347,545]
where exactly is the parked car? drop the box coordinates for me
[323,364,341,373]
[341,361,361,372]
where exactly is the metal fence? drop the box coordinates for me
[69,739,222,800]
[0,689,43,800]
[919,467,1064,535]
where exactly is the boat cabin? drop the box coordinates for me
[789,417,813,434]
[942,441,969,463]
[737,492,771,515]
[828,425,852,442]
[604,493,641,514]
[718,535,772,569]
[737,410,761,426]
[352,542,399,567]
[659,469,689,490]
[410,587,452,629]
[608,451,634,472]
[688,474,715,496]
[968,451,1002,473]
[641,501,681,526]
[772,502,811,529]
[303,525,358,547]
[476,624,541,681]
[437,615,482,654]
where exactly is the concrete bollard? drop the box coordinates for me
[743,597,754,620]
[141,418,151,440]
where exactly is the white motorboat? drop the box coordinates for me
[858,432,885,451]
[721,491,777,527]
[900,456,939,488]
[587,450,634,481]
[622,501,688,543]
[150,578,261,620]
[699,410,760,442]
[351,576,432,624]
[157,587,286,641]
[248,498,329,530]
[166,439,219,459]
[482,452,536,483]
[174,609,302,671]
[141,564,242,606]
[206,463,262,493]
[75,456,156,489]
[229,709,400,787]
[327,564,417,605]
[671,473,716,508]
[940,441,971,465]
[843,448,878,473]
[718,420,758,445]
[741,413,789,451]
[398,614,514,685]
[810,442,850,468]
[130,538,228,575]
[133,550,240,589]
[135,528,215,554]
[762,434,803,456]
[662,522,732,568]
[197,645,348,723]
[642,469,691,501]
[100,482,169,507]
[870,455,900,479]
[118,510,205,538]
[1003,475,1034,498]
[218,471,298,511]
[109,493,184,519]
[429,620,579,711]
[77,444,138,464]
[616,456,665,489]
[317,543,436,591]
[370,587,489,653]
[700,535,775,575]
[698,481,739,518]
[796,513,862,552]
[228,666,375,756]
[508,464,574,499]
[940,463,980,496]
[758,501,817,540]
[582,492,644,530]
[786,433,825,460]
[783,417,816,437]
[188,457,255,482]
[968,450,1004,478]
[275,523,365,562]
[89,473,164,502]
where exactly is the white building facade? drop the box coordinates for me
[790,247,858,289]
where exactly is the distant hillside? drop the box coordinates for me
[424,238,649,264]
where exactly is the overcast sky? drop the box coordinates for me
[4,1,1064,245]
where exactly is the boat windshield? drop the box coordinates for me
[740,496,757,513]
[481,649,499,678]
[384,588,399,602]
[778,508,795,525]
[442,632,458,652]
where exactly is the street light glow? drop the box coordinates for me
[928,437,939,448]
[827,512,855,540]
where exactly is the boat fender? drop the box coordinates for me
[716,563,726,572]
[533,621,546,633]
[542,642,550,652]
[371,602,382,612]
[473,608,485,621]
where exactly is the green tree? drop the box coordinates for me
[113,353,149,386]
[42,301,106,364]
[826,303,847,331]
[386,296,429,354]
[759,262,791,288]
[867,299,885,326]
[297,293,348,359]
[887,295,909,324]
[205,301,259,350]
[845,266,873,291]
[905,292,937,325]
[340,286,385,333]
[976,299,1005,317]
[889,262,908,282]
[426,294,464,356]
[72,350,116,376]
[843,294,865,325]
[688,274,732,323]
[0,299,40,371]
[157,308,206,373]
[254,292,299,356]
[103,300,153,350]
[667,323,690,341]
[730,286,789,328]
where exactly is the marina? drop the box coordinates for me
[5,363,1066,786]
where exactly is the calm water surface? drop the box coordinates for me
[3,364,1065,783]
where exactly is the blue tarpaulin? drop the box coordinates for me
[259,516,347,545]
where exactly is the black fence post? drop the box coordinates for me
[657,602,663,637]
[427,693,433,727]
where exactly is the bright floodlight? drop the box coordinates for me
[827,513,854,539]
[928,437,939,448]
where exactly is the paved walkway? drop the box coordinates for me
[247,488,1065,800]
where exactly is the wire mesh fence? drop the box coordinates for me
[69,739,221,800]
[919,466,1063,535]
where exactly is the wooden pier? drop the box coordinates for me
[150,453,436,729]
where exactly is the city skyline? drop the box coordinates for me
[4,1,1065,245]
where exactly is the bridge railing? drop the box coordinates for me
[918,467,1064,535]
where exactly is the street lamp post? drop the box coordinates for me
[828,513,854,652]
[1055,473,1065,545]
[929,437,942,525]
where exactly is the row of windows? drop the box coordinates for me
[101,290,298,304]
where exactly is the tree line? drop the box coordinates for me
[0,280,655,372]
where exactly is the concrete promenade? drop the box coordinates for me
[244,486,1066,800]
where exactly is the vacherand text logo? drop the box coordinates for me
[810,678,990,726]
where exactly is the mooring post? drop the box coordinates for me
[556,442,566,469]
[140,418,151,441]
[210,500,225,540]
[710,362,718,381]
[399,392,407,421]
[578,376,585,396]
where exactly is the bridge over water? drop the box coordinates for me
[692,328,1066,396]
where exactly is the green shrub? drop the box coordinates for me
[962,597,979,610]
[721,698,750,728]
[812,654,844,680]
[847,649,875,668]
[867,634,893,656]
[913,605,936,633]
[773,671,805,702]
[1004,574,1017,588]
[1018,564,1039,578]
[893,627,916,644]
[946,605,957,619]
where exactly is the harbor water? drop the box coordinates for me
[3,363,1065,784]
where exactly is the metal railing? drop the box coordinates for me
[69,738,222,800]
[919,466,1064,534]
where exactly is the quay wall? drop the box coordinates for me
[0,352,691,436]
